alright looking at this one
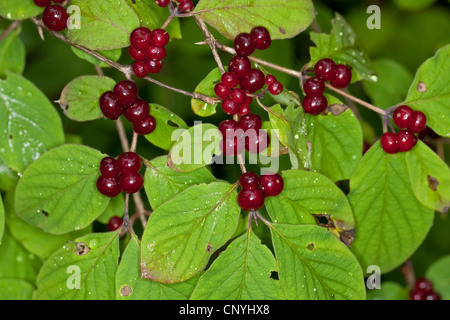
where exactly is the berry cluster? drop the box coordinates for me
[214,26,283,116]
[128,27,170,78]
[99,80,156,135]
[237,172,284,211]
[34,0,68,32]
[410,277,441,300]
[96,152,144,197]
[302,58,352,115]
[380,105,427,154]
[155,0,194,13]
[218,114,269,156]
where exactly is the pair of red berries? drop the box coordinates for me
[99,80,156,135]
[34,0,68,32]
[410,277,441,300]
[302,58,352,115]
[218,113,270,156]
[381,105,427,154]
[129,27,170,78]
[237,172,284,211]
[96,152,144,197]
[155,0,194,13]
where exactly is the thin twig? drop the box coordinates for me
[115,118,130,152]
[194,16,225,74]
[0,20,21,42]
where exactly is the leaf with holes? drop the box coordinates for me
[0,72,64,173]
[33,231,120,300]
[145,104,188,151]
[140,182,240,283]
[59,75,116,122]
[14,144,110,235]
[190,229,284,300]
[144,155,216,210]
[194,0,316,40]
[67,0,140,50]
[270,223,366,300]
[348,142,435,273]
[0,0,43,20]
[403,43,450,137]
[191,68,221,117]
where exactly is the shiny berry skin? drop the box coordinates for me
[100,157,119,178]
[128,46,146,61]
[245,129,270,154]
[268,81,283,95]
[239,172,261,190]
[220,136,244,157]
[119,172,144,194]
[218,119,238,137]
[301,95,328,115]
[99,91,124,120]
[409,111,427,133]
[130,27,153,51]
[133,114,156,135]
[330,64,352,88]
[152,28,170,47]
[228,56,252,78]
[415,278,433,293]
[237,188,265,211]
[146,59,163,74]
[260,173,284,197]
[146,45,166,60]
[113,80,139,106]
[238,104,251,117]
[238,113,262,131]
[107,216,124,231]
[221,72,240,88]
[124,98,150,123]
[410,289,427,300]
[230,88,247,105]
[396,129,418,152]
[221,98,240,115]
[42,5,69,32]
[33,0,51,7]
[234,33,255,57]
[97,176,122,197]
[132,61,149,78]
[314,58,336,81]
[393,105,415,129]
[380,132,398,154]
[303,77,325,96]
[240,69,265,93]
[265,74,276,85]
[118,152,141,174]
[214,82,231,100]
[250,26,271,50]
[425,292,441,300]
[179,0,194,13]
[155,0,170,7]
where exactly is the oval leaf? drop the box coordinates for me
[0,26,26,77]
[191,68,221,117]
[0,0,42,20]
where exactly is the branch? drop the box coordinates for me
[0,20,21,42]
[194,16,226,74]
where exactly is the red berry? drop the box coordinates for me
[260,173,284,197]
[152,28,170,47]
[245,129,270,154]
[132,61,149,78]
[268,81,283,95]
[396,129,418,152]
[130,27,153,51]
[107,216,124,231]
[237,188,265,211]
[214,82,231,100]
[124,98,150,123]
[220,136,244,157]
[146,59,163,74]
[146,45,167,60]
[128,46,146,61]
[33,0,51,7]
[240,69,265,93]
[42,5,68,32]
[238,113,262,131]
[314,58,336,81]
[113,80,139,106]
[178,0,194,13]
[409,111,427,133]
[234,33,256,57]
[265,74,276,85]
[230,88,247,105]
[97,175,121,198]
[303,77,325,96]
[221,98,240,115]
[393,105,415,129]
[380,132,398,154]
[410,289,427,300]
[425,291,441,300]
[99,91,124,120]
[119,172,144,194]
[100,157,119,178]
[228,56,251,78]
[221,72,240,88]
[301,95,328,115]
[238,104,251,117]
[133,114,156,135]
[250,26,271,50]
[239,172,261,190]
[155,0,170,7]
[218,119,238,137]
[330,64,352,88]
[415,278,433,293]
[117,152,141,174]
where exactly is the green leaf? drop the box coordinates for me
[406,141,450,213]
[14,144,110,235]
[167,123,222,173]
[71,47,122,68]
[366,281,409,300]
[0,0,42,20]
[140,182,240,283]
[59,75,116,122]
[348,142,435,273]
[0,26,25,77]
[0,158,18,191]
[403,44,450,137]
[0,279,35,300]
[67,0,140,50]
[270,223,366,300]
[145,104,188,151]
[426,254,450,300]
[33,231,120,300]
[96,194,125,225]
[191,67,221,117]
[393,0,438,11]
[144,155,216,210]
[265,170,355,245]
[0,72,64,173]
[116,235,201,300]
[0,196,3,245]
[309,13,374,82]
[194,0,316,40]
[190,229,284,300]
